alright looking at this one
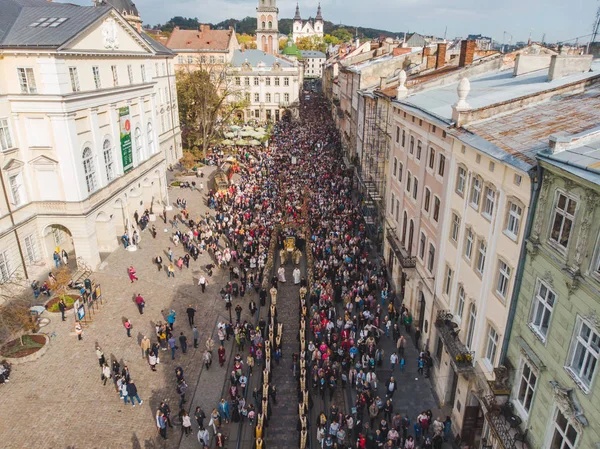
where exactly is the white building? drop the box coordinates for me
[292,3,324,43]
[229,50,303,122]
[0,0,181,277]
[300,50,325,78]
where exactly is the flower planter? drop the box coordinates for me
[1,334,49,364]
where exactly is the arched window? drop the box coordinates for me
[103,139,114,182]
[401,211,407,245]
[147,122,154,154]
[82,147,97,193]
[408,219,414,254]
[268,21,272,29]
[135,127,142,163]
[262,21,266,29]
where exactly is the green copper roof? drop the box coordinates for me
[281,36,302,59]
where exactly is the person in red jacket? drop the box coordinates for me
[135,294,145,315]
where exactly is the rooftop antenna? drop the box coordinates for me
[443,25,447,41]
[541,32,546,45]
[587,5,600,54]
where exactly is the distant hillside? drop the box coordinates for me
[156,16,403,41]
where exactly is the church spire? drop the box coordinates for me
[315,3,323,21]
[294,3,302,20]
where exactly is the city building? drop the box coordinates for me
[166,25,240,70]
[256,0,279,55]
[300,50,325,78]
[375,45,597,447]
[229,49,303,122]
[292,3,324,43]
[467,34,493,51]
[503,87,600,449]
[0,0,181,277]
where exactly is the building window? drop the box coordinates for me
[284,93,289,102]
[451,213,460,242]
[9,173,25,206]
[427,243,435,273]
[134,127,142,163]
[254,93,260,103]
[274,93,280,103]
[406,172,411,194]
[0,118,13,151]
[567,317,600,390]
[485,326,499,364]
[550,192,577,250]
[68,67,80,92]
[266,93,271,102]
[200,56,206,64]
[529,279,556,342]
[412,177,418,200]
[456,286,465,320]
[24,234,38,264]
[245,93,250,102]
[483,186,495,218]
[398,162,403,182]
[433,196,440,222]
[0,251,11,282]
[275,77,280,86]
[178,55,183,64]
[284,77,289,86]
[419,232,426,260]
[438,154,446,177]
[245,77,250,86]
[127,64,134,84]
[428,147,435,169]
[219,56,225,63]
[466,304,477,350]
[470,177,482,210]
[496,260,511,299]
[17,68,37,93]
[111,65,119,86]
[92,66,102,89]
[401,130,406,147]
[395,126,400,143]
[516,360,537,416]
[393,157,398,178]
[456,166,466,196]
[464,228,474,261]
[82,147,97,194]
[409,136,414,155]
[103,139,114,182]
[209,56,215,64]
[147,122,154,154]
[235,77,241,86]
[444,266,453,296]
[254,77,259,86]
[265,77,271,86]
[549,409,579,449]
[395,199,400,222]
[416,140,422,160]
[476,239,487,274]
[506,201,522,240]
[423,188,431,212]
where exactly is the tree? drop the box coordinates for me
[324,34,340,47]
[237,34,257,50]
[332,28,353,43]
[0,275,36,344]
[176,62,248,157]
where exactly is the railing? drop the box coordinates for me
[435,310,474,374]
[385,230,416,268]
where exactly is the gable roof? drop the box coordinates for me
[100,0,138,17]
[166,26,234,52]
[141,32,173,55]
[0,0,111,48]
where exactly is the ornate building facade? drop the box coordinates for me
[256,0,279,55]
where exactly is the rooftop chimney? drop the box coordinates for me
[199,24,211,33]
[396,70,408,99]
[436,42,447,69]
[458,40,476,67]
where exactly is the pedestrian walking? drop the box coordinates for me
[128,266,138,283]
[168,335,177,360]
[186,305,196,326]
[179,332,188,354]
[194,406,206,428]
[135,293,145,315]
[96,346,105,367]
[124,319,132,337]
[75,322,83,340]
[156,410,167,440]
[218,346,226,367]
[167,309,176,330]
[141,335,151,358]
[198,275,207,292]
[155,255,163,271]
[58,299,66,321]
[167,263,175,278]
[126,380,143,406]
[101,363,111,386]
[148,352,157,371]
[177,379,188,408]
[181,410,192,436]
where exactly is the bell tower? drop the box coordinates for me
[256,0,279,55]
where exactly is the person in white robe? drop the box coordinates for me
[293,267,301,285]
[278,266,286,283]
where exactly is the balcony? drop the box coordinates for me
[474,364,529,449]
[435,310,474,375]
[386,229,416,269]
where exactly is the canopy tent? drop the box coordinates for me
[249,139,261,146]
[230,125,242,131]
[224,132,236,138]
[221,139,234,145]
[235,139,248,146]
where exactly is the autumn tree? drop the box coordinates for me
[237,34,257,50]
[176,61,248,157]
[295,36,327,53]
[332,28,353,43]
[0,275,36,343]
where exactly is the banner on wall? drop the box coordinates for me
[119,106,133,173]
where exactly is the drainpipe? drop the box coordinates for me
[499,164,541,364]
[0,169,28,279]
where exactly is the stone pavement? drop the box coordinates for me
[0,166,243,449]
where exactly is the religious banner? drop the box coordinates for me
[119,106,133,173]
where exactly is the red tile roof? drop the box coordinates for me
[166,26,233,51]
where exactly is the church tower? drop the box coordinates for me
[256,0,279,55]
[293,3,302,42]
[314,3,323,38]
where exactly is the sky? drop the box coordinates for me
[65,0,597,44]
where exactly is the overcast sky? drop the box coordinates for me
[68,0,595,44]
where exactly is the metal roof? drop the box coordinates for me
[231,49,294,68]
[0,0,111,48]
[300,50,325,58]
